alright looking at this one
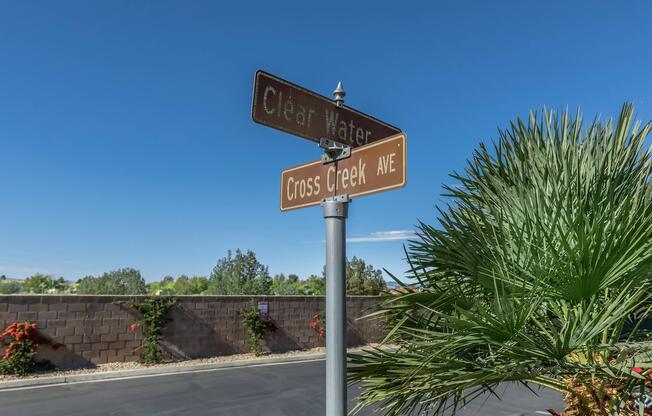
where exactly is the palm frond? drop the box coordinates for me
[350,104,652,415]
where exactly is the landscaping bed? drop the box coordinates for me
[0,345,379,383]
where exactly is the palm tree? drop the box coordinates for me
[349,104,652,415]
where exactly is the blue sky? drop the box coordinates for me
[2,1,652,281]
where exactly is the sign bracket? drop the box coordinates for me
[319,138,351,164]
[321,194,350,204]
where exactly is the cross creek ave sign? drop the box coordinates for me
[280,133,407,211]
[252,70,401,147]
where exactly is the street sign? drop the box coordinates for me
[280,133,406,211]
[253,71,407,416]
[252,70,401,147]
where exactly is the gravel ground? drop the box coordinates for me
[0,344,381,382]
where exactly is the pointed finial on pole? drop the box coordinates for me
[333,81,346,107]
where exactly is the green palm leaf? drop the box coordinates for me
[349,104,652,415]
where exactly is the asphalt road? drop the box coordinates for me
[0,360,564,415]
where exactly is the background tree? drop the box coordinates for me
[207,249,271,295]
[147,275,208,295]
[0,281,24,294]
[349,105,652,415]
[316,257,387,295]
[76,268,147,295]
[148,274,208,296]
[170,275,190,294]
[24,274,68,294]
[271,273,302,295]
[300,274,325,295]
[345,256,387,295]
[148,279,175,295]
[185,276,209,294]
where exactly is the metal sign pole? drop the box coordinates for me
[322,195,348,416]
[322,82,349,416]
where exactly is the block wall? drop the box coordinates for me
[0,295,383,368]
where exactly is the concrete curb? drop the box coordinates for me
[0,353,326,391]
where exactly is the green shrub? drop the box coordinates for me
[0,282,24,294]
[241,305,275,356]
[117,296,176,364]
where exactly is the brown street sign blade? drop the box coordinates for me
[280,133,407,211]
[252,70,401,147]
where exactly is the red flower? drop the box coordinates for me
[0,320,63,371]
[632,367,652,378]
[130,323,139,332]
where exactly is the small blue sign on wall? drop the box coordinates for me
[258,302,268,315]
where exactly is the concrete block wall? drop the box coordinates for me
[0,295,383,368]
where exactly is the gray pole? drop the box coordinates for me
[322,197,348,416]
[321,81,350,416]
